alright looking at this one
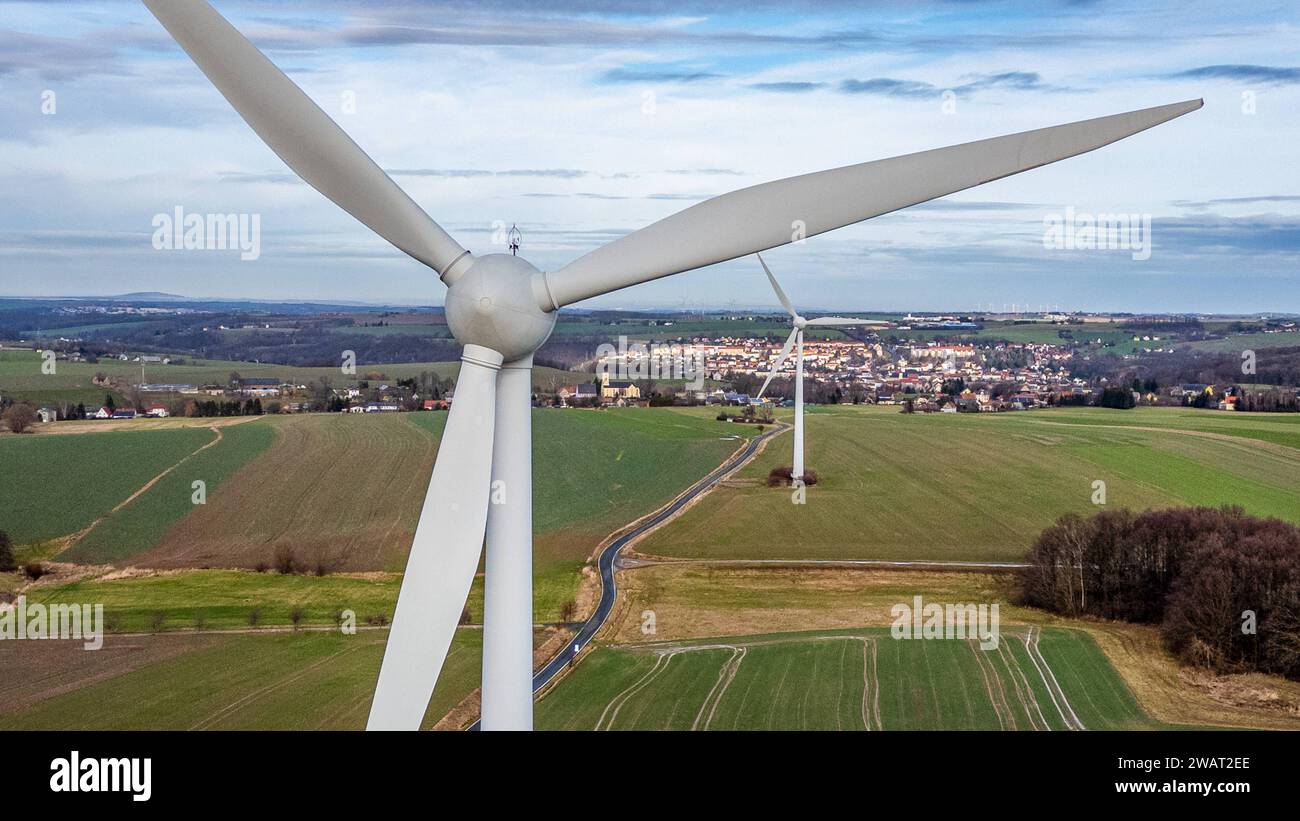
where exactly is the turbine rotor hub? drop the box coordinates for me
[444,254,557,362]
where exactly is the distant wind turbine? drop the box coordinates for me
[754,254,890,482]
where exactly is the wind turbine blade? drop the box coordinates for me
[143,0,469,277]
[756,253,797,317]
[541,100,1202,308]
[805,316,891,327]
[368,345,504,730]
[757,328,799,399]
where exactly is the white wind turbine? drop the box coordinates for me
[142,0,1200,731]
[754,254,891,483]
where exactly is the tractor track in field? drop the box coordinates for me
[1023,626,1086,730]
[861,638,881,731]
[692,646,746,731]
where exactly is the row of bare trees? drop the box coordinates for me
[1018,506,1300,679]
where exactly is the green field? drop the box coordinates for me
[536,626,1156,730]
[64,420,276,564]
[24,570,401,633]
[0,629,480,730]
[1181,332,1300,352]
[635,405,1300,563]
[1029,405,1300,450]
[0,425,222,544]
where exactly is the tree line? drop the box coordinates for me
[1017,506,1300,680]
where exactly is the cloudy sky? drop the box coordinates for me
[0,0,1297,312]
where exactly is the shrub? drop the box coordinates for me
[273,545,297,575]
[290,607,306,629]
[21,562,47,581]
[248,607,262,627]
[767,466,793,487]
[2,403,37,434]
[766,466,817,487]
[253,561,269,574]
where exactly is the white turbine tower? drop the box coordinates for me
[754,254,890,482]
[142,0,1201,731]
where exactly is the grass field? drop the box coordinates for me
[0,629,481,730]
[23,570,401,633]
[1181,332,1300,352]
[1020,405,1300,450]
[535,626,1156,730]
[64,420,276,564]
[0,425,224,544]
[634,405,1300,563]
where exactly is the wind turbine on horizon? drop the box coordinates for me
[142,0,1201,732]
[754,254,891,483]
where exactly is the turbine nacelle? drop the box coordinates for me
[444,253,557,362]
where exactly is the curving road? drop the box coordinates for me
[468,425,782,729]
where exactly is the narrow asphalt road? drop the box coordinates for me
[468,425,781,729]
